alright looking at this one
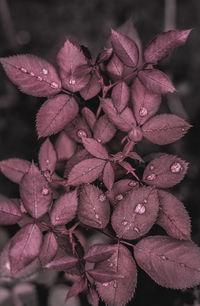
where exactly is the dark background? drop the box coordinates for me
[0,0,200,305]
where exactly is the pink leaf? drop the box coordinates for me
[131,77,161,125]
[57,39,90,92]
[87,287,99,306]
[78,184,110,229]
[134,235,200,289]
[144,29,192,64]
[0,158,31,184]
[84,244,116,263]
[110,29,139,67]
[138,69,176,94]
[106,179,139,207]
[50,190,78,226]
[112,186,159,240]
[111,81,130,113]
[82,137,109,160]
[64,149,92,178]
[95,244,137,306]
[93,115,116,144]
[20,162,52,219]
[45,256,78,271]
[81,107,96,131]
[68,158,106,186]
[0,54,61,97]
[65,115,92,143]
[66,277,86,300]
[39,232,58,266]
[80,71,101,100]
[96,48,113,64]
[103,161,114,191]
[55,131,77,160]
[142,114,191,145]
[157,190,191,240]
[143,153,189,188]
[88,269,124,283]
[38,138,57,174]
[36,94,79,138]
[101,98,136,132]
[0,194,22,225]
[9,223,42,273]
[106,54,124,81]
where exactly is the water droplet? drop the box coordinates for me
[146,173,156,181]
[150,165,154,170]
[115,194,123,201]
[109,263,113,267]
[180,263,185,267]
[37,76,43,81]
[42,187,49,195]
[113,281,117,288]
[42,68,48,75]
[46,159,50,164]
[134,227,140,233]
[99,194,106,202]
[21,67,27,73]
[5,261,11,271]
[69,79,76,85]
[161,255,166,260]
[97,138,102,143]
[135,203,146,214]
[122,220,128,226]
[95,214,99,219]
[143,198,147,204]
[139,107,148,117]
[51,82,59,89]
[55,216,60,221]
[170,162,182,173]
[128,181,137,187]
[181,128,185,132]
[77,130,87,138]
[103,282,109,287]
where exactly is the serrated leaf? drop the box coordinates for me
[157,190,191,240]
[103,162,114,191]
[93,115,116,144]
[143,153,188,188]
[81,107,96,131]
[68,158,106,186]
[20,162,52,219]
[0,158,31,184]
[64,149,92,178]
[87,286,99,306]
[95,244,137,306]
[78,184,110,229]
[84,244,115,263]
[65,115,92,143]
[88,269,124,283]
[9,223,42,273]
[39,232,58,266]
[57,39,90,92]
[134,235,200,289]
[82,137,109,160]
[45,256,78,271]
[111,81,130,113]
[142,114,191,145]
[38,138,57,174]
[55,131,77,160]
[96,48,113,64]
[80,71,101,100]
[106,54,124,81]
[106,179,139,207]
[111,186,159,240]
[0,194,22,225]
[131,77,161,125]
[138,69,175,94]
[36,94,79,138]
[50,190,78,226]
[110,29,139,67]
[66,277,86,300]
[101,98,136,132]
[0,54,61,97]
[144,29,192,64]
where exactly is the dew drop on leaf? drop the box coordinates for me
[97,138,102,143]
[21,67,27,73]
[135,203,146,214]
[146,173,156,181]
[128,181,138,187]
[103,282,109,287]
[150,165,154,170]
[134,227,140,233]
[50,81,59,89]
[42,68,48,75]
[113,280,117,288]
[139,107,148,117]
[115,194,124,201]
[161,255,166,260]
[69,79,76,85]
[122,220,128,226]
[42,187,49,195]
[99,194,106,202]
[77,129,87,138]
[37,76,43,81]
[170,162,182,173]
[30,72,35,76]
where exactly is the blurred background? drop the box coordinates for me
[0,0,200,305]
